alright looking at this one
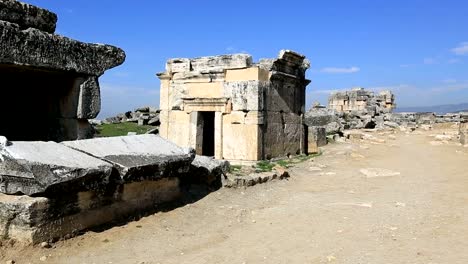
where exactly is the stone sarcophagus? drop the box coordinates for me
[0,0,125,141]
[157,50,311,162]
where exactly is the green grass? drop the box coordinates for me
[228,165,243,173]
[255,152,324,171]
[255,160,276,172]
[95,123,154,137]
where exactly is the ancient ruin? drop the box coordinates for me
[0,0,125,142]
[460,113,468,145]
[157,51,310,162]
[0,1,229,244]
[328,87,395,113]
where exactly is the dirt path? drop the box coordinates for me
[2,129,468,264]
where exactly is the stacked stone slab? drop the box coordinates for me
[0,0,125,141]
[0,135,197,243]
[157,50,310,162]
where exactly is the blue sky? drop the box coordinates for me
[25,0,468,117]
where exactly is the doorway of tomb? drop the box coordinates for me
[198,111,215,156]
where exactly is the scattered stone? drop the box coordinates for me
[434,134,453,141]
[360,168,401,178]
[146,128,159,134]
[223,168,289,188]
[309,166,323,172]
[5,260,15,264]
[329,202,373,208]
[40,242,52,248]
[39,256,47,262]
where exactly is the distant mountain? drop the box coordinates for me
[395,102,468,114]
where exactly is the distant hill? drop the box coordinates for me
[395,103,468,114]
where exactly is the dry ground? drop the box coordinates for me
[1,127,468,264]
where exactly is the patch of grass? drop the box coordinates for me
[276,159,291,168]
[95,123,154,137]
[255,160,276,172]
[274,152,324,168]
[228,165,243,173]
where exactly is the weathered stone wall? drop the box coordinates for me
[460,113,468,145]
[158,50,310,162]
[0,1,125,142]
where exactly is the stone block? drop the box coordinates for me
[0,140,113,196]
[0,0,57,33]
[224,81,265,111]
[190,54,252,72]
[308,127,327,147]
[62,134,195,182]
[166,58,190,73]
[0,177,180,244]
[77,77,101,119]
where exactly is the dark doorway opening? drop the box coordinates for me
[201,112,215,156]
[0,65,79,141]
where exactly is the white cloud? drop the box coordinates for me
[400,64,412,68]
[451,42,468,55]
[320,67,360,74]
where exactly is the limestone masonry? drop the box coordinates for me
[0,0,125,141]
[157,50,311,162]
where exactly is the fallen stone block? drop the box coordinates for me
[0,139,113,196]
[62,134,195,182]
[183,155,230,186]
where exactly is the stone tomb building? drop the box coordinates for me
[157,50,310,162]
[0,0,125,141]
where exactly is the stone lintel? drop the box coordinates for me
[182,97,231,114]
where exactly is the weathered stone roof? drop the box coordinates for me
[0,21,125,76]
[0,0,57,33]
[0,1,125,76]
